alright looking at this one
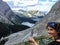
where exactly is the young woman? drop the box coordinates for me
[29,22,60,45]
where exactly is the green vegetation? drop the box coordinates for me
[24,35,46,45]
[24,35,53,45]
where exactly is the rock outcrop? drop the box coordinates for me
[0,0,14,24]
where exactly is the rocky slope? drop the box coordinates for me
[29,0,60,36]
[0,0,14,24]
[0,0,22,25]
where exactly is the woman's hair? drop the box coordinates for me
[46,22,60,37]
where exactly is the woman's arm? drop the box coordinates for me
[33,41,38,45]
[29,37,38,45]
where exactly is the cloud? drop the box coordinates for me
[12,0,38,6]
[3,0,12,2]
[27,5,51,12]
[12,5,51,12]
[49,0,58,2]
[3,0,58,12]
[39,0,56,5]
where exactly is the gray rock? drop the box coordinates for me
[0,0,16,25]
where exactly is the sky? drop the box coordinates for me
[3,0,58,13]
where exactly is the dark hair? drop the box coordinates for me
[46,22,60,37]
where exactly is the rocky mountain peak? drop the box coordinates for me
[0,0,18,25]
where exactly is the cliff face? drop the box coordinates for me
[0,0,14,24]
[0,0,18,25]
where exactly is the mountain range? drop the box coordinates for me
[3,1,60,45]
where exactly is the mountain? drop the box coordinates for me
[0,22,30,38]
[30,0,60,36]
[0,0,31,39]
[13,10,44,22]
[30,10,44,21]
[0,0,23,25]
[18,9,26,12]
[4,1,60,45]
[32,10,44,16]
[0,0,13,24]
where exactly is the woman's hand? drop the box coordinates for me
[29,37,38,45]
[29,37,35,43]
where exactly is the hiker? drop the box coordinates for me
[29,22,60,45]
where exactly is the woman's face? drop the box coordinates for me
[47,27,57,38]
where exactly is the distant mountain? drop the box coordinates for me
[13,10,44,22]
[18,9,26,12]
[16,14,36,24]
[32,10,44,16]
